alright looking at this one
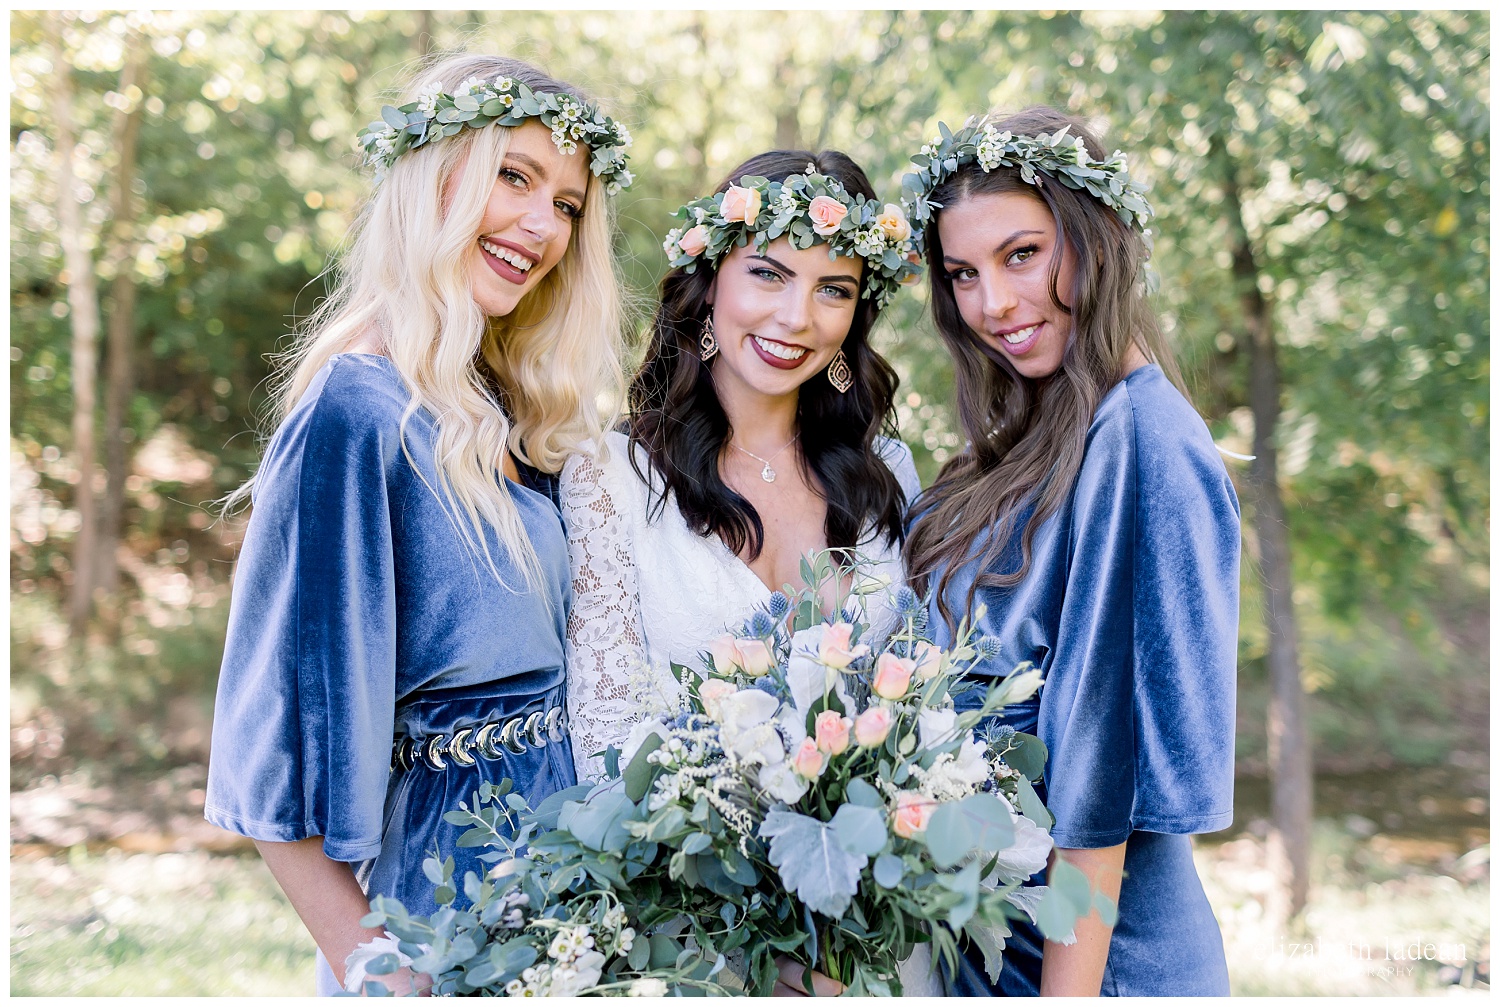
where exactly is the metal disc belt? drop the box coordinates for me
[391,706,567,772]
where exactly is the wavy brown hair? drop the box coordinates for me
[629,149,905,564]
[904,106,1184,629]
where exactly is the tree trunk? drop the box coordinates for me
[1220,149,1313,921]
[98,45,149,598]
[51,24,102,636]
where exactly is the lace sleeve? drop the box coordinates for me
[561,448,650,781]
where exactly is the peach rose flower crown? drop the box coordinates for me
[661,165,923,310]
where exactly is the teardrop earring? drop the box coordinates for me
[699,314,720,361]
[826,349,853,393]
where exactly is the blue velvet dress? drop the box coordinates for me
[204,354,577,991]
[928,365,1239,996]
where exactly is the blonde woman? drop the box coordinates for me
[204,54,630,995]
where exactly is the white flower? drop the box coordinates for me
[629,978,668,996]
[416,79,443,115]
[983,794,1054,882]
[493,75,514,92]
[616,926,635,954]
[549,932,575,960]
[550,950,606,995]
[454,75,484,97]
[343,933,415,993]
[758,760,810,803]
[556,138,578,156]
[785,627,855,716]
[916,709,990,786]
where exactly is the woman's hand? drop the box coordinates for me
[253,837,390,992]
[772,955,846,996]
[1038,843,1127,997]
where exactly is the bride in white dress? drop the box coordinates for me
[560,148,934,995]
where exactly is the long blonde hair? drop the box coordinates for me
[240,53,625,588]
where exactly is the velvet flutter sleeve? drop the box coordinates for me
[204,368,398,863]
[1039,382,1240,850]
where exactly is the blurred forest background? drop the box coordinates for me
[10,9,1489,996]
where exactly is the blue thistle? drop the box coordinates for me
[751,676,780,696]
[911,608,929,633]
[767,592,791,618]
[977,635,1003,659]
[894,586,921,616]
[995,724,1017,741]
[747,611,775,638]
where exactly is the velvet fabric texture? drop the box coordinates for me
[926,365,1240,996]
[205,353,576,938]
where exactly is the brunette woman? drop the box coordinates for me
[903,107,1239,996]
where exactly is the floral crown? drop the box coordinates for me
[661,166,923,310]
[356,74,634,193]
[901,119,1155,255]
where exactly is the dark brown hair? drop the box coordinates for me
[904,106,1184,629]
[629,149,905,563]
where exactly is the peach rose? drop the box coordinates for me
[678,224,709,257]
[912,641,944,681]
[876,203,911,242]
[791,737,826,780]
[708,635,742,674]
[720,185,763,224]
[698,678,737,721]
[891,791,938,839]
[899,250,924,287]
[871,653,916,700]
[818,623,867,669]
[735,638,775,678]
[853,706,893,747]
[813,710,852,756]
[807,194,849,236]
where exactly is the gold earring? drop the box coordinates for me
[827,349,852,393]
[699,314,720,361]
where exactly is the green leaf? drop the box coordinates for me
[1093,889,1119,928]
[830,803,886,856]
[1051,857,1092,914]
[648,933,680,969]
[380,105,407,130]
[1034,885,1080,943]
[925,793,1014,869]
[1012,776,1053,829]
[623,733,664,802]
[1004,732,1048,782]
[759,808,868,918]
[844,777,882,808]
[567,790,638,852]
[681,831,713,855]
[873,852,905,888]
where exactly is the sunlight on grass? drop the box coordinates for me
[11,847,314,996]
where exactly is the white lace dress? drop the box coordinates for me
[561,429,922,781]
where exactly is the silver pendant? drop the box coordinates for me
[761,464,776,483]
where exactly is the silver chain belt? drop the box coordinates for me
[391,706,567,772]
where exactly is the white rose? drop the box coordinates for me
[758,760,810,804]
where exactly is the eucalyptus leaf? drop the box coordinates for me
[623,733,665,802]
[830,802,887,856]
[873,852,905,888]
[844,777,883,808]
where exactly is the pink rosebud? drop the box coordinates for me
[708,635,742,674]
[720,185,763,224]
[871,653,916,700]
[698,678,737,721]
[791,737,826,780]
[876,202,911,242]
[807,194,849,236]
[891,791,938,839]
[912,641,943,681]
[819,623,867,669]
[853,706,893,747]
[678,224,709,257]
[735,638,774,678]
[813,710,852,756]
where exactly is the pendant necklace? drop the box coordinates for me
[731,434,798,483]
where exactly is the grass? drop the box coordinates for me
[10,846,314,996]
[1196,822,1490,996]
[10,819,1487,996]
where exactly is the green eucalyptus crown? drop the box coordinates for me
[356,73,634,193]
[662,166,924,310]
[901,118,1155,255]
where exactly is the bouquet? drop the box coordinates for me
[349,555,1102,996]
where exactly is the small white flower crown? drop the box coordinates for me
[356,74,635,193]
[661,166,924,310]
[901,118,1155,256]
